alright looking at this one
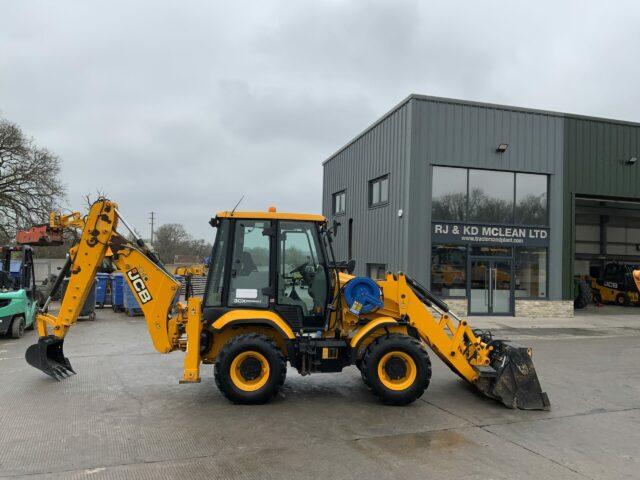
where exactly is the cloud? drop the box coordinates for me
[1,0,639,240]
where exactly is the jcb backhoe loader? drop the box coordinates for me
[26,198,549,409]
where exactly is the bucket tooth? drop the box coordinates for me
[475,341,550,410]
[25,336,75,380]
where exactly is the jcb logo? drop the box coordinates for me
[127,268,152,304]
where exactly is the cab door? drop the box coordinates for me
[226,220,273,308]
[276,221,329,331]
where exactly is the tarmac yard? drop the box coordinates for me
[1,308,639,480]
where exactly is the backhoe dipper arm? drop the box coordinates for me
[26,199,183,380]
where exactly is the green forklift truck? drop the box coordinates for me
[0,246,37,338]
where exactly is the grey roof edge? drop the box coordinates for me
[322,93,640,166]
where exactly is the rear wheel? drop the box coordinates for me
[10,316,26,339]
[215,333,286,404]
[361,334,431,405]
[593,291,602,305]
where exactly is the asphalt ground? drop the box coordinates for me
[0,306,639,479]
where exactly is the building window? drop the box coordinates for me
[431,166,467,221]
[431,166,549,226]
[468,169,515,224]
[515,173,548,225]
[332,190,345,215]
[367,263,387,280]
[515,248,547,298]
[431,244,467,297]
[369,175,389,207]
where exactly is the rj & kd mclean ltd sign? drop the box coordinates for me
[432,222,549,247]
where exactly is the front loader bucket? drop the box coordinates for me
[25,336,75,381]
[475,341,550,410]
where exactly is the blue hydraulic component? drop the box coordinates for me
[343,277,384,315]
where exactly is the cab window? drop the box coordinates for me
[228,220,271,308]
[205,219,230,306]
[278,221,327,321]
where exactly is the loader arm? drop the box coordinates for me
[373,273,549,410]
[26,199,185,380]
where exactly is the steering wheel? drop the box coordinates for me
[289,262,309,275]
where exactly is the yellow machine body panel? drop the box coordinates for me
[173,265,207,276]
[211,310,296,339]
[112,248,181,353]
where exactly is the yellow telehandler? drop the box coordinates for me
[26,198,549,409]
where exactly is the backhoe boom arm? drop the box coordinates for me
[26,199,184,379]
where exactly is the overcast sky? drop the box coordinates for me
[1,1,639,240]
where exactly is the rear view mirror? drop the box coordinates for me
[332,220,341,237]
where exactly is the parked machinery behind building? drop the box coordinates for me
[26,198,550,409]
[591,263,640,306]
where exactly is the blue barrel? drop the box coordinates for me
[123,280,143,317]
[60,277,97,320]
[111,273,125,312]
[95,273,111,308]
[343,277,384,315]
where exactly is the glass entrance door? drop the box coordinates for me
[469,258,513,315]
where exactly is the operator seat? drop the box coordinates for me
[240,251,257,276]
[308,266,327,312]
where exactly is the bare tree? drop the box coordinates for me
[0,118,65,239]
[154,223,212,264]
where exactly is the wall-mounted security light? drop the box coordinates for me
[496,143,509,153]
[625,156,637,165]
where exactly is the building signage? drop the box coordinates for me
[432,222,550,247]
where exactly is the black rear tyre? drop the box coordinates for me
[215,333,286,404]
[361,334,431,406]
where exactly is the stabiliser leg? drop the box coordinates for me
[180,297,203,384]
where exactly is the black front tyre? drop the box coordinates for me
[616,293,629,306]
[10,316,26,339]
[593,292,602,305]
[215,333,286,404]
[361,334,431,406]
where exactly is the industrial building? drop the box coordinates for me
[322,95,640,317]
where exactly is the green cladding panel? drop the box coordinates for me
[562,118,640,298]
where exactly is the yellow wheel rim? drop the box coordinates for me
[377,351,417,391]
[230,351,270,392]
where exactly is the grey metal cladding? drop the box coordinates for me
[408,97,564,299]
[564,117,640,198]
[322,102,412,276]
[411,97,564,174]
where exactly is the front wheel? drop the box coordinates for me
[361,334,431,405]
[616,293,629,306]
[214,333,286,404]
[10,316,26,339]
